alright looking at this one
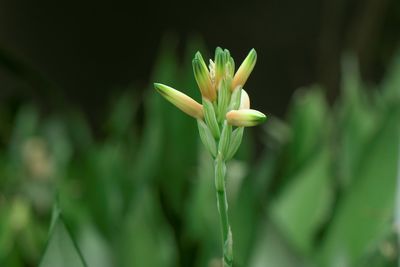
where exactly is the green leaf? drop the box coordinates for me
[231,148,281,265]
[78,223,114,267]
[336,55,378,186]
[105,90,138,138]
[248,220,310,267]
[382,49,400,103]
[318,106,400,266]
[270,147,333,254]
[39,210,87,267]
[118,189,176,267]
[284,87,329,177]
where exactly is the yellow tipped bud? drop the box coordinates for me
[192,52,216,100]
[232,49,257,90]
[240,89,250,109]
[226,109,266,127]
[154,83,203,119]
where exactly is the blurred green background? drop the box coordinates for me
[1,1,400,266]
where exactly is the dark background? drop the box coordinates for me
[0,0,399,124]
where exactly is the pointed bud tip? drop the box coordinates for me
[154,82,168,95]
[232,49,258,90]
[226,109,267,127]
[215,47,223,53]
[194,51,204,61]
[247,48,257,63]
[258,112,267,122]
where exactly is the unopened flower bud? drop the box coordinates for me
[232,49,257,90]
[215,47,225,87]
[154,83,203,119]
[226,109,266,127]
[240,89,250,109]
[193,52,216,100]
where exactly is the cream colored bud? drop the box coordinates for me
[226,109,266,127]
[154,83,203,119]
[239,89,250,109]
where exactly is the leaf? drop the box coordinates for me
[270,147,333,254]
[336,55,378,186]
[231,152,279,266]
[248,220,309,267]
[382,49,400,103]
[105,90,138,138]
[117,189,177,267]
[318,106,400,266]
[78,223,114,267]
[283,87,329,180]
[152,36,207,220]
[39,209,87,267]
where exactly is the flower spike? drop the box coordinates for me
[154,83,203,119]
[232,49,257,90]
[154,47,266,267]
[226,109,266,127]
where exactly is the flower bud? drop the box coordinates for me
[232,49,257,90]
[154,83,203,119]
[215,47,225,87]
[193,52,216,100]
[239,89,250,109]
[226,109,266,127]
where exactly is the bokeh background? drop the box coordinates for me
[0,0,400,267]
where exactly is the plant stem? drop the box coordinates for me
[215,156,233,267]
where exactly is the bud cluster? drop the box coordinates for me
[154,47,267,160]
[154,47,266,267]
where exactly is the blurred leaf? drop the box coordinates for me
[382,50,400,103]
[39,209,87,267]
[117,188,177,267]
[158,36,206,216]
[130,34,179,191]
[283,87,329,180]
[105,90,138,138]
[83,144,125,234]
[65,110,93,152]
[78,223,114,267]
[319,105,400,266]
[232,150,280,266]
[270,146,333,254]
[185,148,220,266]
[336,55,378,186]
[248,220,308,267]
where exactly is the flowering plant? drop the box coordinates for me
[154,47,266,267]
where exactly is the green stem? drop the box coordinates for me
[215,156,233,267]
